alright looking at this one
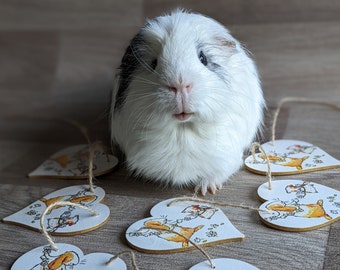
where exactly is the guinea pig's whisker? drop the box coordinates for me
[227,91,263,111]
[127,92,155,101]
[130,98,160,134]
[130,76,160,87]
[134,111,155,141]
[203,95,244,131]
[239,43,254,56]
[141,113,156,139]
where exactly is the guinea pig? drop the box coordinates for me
[110,9,264,195]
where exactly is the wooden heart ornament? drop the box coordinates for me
[11,243,126,270]
[190,258,259,270]
[257,180,340,231]
[2,185,110,235]
[244,139,340,175]
[126,198,245,253]
[28,144,118,179]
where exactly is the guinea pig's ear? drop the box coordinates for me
[112,33,145,112]
[111,72,120,111]
[214,36,236,49]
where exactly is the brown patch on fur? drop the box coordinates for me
[214,36,236,48]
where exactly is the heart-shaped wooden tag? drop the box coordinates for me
[126,198,245,253]
[190,258,259,270]
[28,144,118,179]
[257,180,340,231]
[244,139,340,175]
[11,243,126,270]
[2,185,110,235]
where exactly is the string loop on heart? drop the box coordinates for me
[250,142,272,190]
[64,119,91,144]
[64,119,98,192]
[87,141,100,193]
[139,226,216,269]
[40,201,98,251]
[168,197,270,213]
[105,250,139,269]
[271,97,340,145]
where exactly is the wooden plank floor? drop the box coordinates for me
[0,1,339,269]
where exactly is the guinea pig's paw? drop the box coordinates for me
[195,179,223,196]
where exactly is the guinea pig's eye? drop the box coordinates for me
[199,51,208,66]
[151,58,158,70]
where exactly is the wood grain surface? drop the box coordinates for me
[0,1,339,269]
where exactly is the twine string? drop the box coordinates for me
[40,201,98,251]
[250,142,272,190]
[139,227,215,269]
[64,119,91,145]
[87,141,100,193]
[168,197,269,213]
[105,250,139,269]
[63,119,96,192]
[271,97,340,145]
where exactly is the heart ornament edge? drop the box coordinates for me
[125,197,245,254]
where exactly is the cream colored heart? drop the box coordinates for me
[244,139,340,175]
[11,243,126,270]
[28,144,118,179]
[2,185,110,235]
[257,180,340,231]
[126,198,244,253]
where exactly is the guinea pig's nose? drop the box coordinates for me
[168,83,193,93]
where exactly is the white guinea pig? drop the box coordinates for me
[110,9,264,195]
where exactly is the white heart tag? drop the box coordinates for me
[11,243,126,270]
[126,198,244,253]
[244,140,340,175]
[2,185,110,235]
[257,180,340,231]
[190,258,259,270]
[28,144,118,179]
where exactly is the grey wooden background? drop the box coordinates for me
[0,1,339,269]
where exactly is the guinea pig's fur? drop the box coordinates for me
[110,9,264,194]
